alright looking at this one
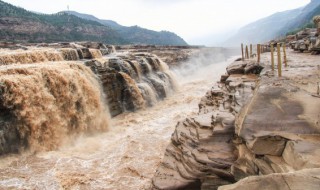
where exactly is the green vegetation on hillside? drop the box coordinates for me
[0,0,188,45]
[286,22,316,36]
[63,11,188,46]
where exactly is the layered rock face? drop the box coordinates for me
[152,60,263,189]
[225,52,320,189]
[85,53,177,116]
[153,50,320,189]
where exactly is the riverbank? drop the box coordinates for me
[152,49,320,189]
[0,44,236,189]
[220,49,320,190]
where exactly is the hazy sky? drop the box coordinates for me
[3,0,310,45]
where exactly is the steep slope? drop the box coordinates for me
[0,1,125,44]
[0,0,188,45]
[62,11,123,29]
[226,0,320,46]
[63,11,188,46]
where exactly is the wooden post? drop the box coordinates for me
[250,44,253,58]
[245,45,249,59]
[257,44,261,63]
[270,43,275,71]
[241,43,244,61]
[283,43,287,67]
[277,43,282,77]
[317,82,320,95]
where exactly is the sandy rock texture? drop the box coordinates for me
[152,60,262,189]
[152,49,320,189]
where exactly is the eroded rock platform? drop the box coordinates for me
[152,50,320,189]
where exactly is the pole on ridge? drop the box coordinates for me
[241,43,244,61]
[270,43,275,71]
[245,45,249,59]
[257,44,261,63]
[277,43,282,77]
[283,43,287,67]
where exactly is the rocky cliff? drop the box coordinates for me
[152,49,320,189]
[152,60,264,189]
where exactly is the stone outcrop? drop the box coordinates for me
[153,50,320,189]
[311,15,320,54]
[219,168,320,190]
[229,56,320,185]
[152,60,262,189]
[85,53,176,117]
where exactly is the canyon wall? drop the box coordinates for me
[152,49,320,190]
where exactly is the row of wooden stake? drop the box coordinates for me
[241,43,287,77]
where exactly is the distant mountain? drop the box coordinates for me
[62,11,123,29]
[0,0,188,45]
[225,0,320,46]
[0,0,124,44]
[62,11,188,46]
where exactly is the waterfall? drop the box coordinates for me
[137,82,158,106]
[0,44,179,154]
[0,62,110,154]
[0,49,64,65]
[59,48,80,60]
[88,52,178,116]
[89,49,103,59]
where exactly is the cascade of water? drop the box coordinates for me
[0,62,110,154]
[118,72,146,111]
[0,49,64,65]
[138,57,153,74]
[89,49,103,59]
[126,60,142,80]
[137,82,158,106]
[59,48,80,60]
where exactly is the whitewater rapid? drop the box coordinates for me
[0,57,234,190]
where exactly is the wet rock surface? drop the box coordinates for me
[85,53,176,117]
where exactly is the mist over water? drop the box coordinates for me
[0,48,237,189]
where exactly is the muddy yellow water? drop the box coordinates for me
[0,58,233,190]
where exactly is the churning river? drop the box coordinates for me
[0,54,235,190]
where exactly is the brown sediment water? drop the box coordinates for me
[0,62,109,153]
[0,49,64,65]
[138,82,158,106]
[59,48,80,60]
[119,72,146,110]
[0,53,234,189]
[89,49,103,59]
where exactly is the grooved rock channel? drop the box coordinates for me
[152,60,262,189]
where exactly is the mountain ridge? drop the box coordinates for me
[62,10,187,46]
[0,0,187,45]
[225,0,320,46]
